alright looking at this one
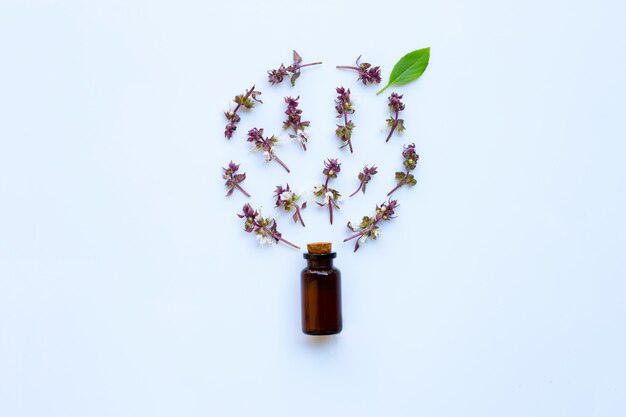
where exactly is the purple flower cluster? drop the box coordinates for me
[336,56,382,85]
[238,203,300,249]
[344,199,399,252]
[224,85,262,139]
[268,50,322,86]
[274,184,307,227]
[349,165,378,197]
[385,92,406,143]
[223,161,250,197]
[334,87,356,153]
[315,159,342,224]
[246,128,290,173]
[388,143,419,196]
[283,96,310,151]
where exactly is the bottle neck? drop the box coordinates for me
[307,258,334,269]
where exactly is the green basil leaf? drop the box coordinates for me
[376,47,430,95]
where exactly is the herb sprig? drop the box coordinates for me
[223,161,250,197]
[239,204,300,249]
[334,87,356,153]
[314,159,342,224]
[274,184,307,227]
[336,56,381,85]
[224,85,262,139]
[388,143,419,196]
[283,96,310,151]
[385,93,405,142]
[344,199,398,252]
[349,165,378,197]
[246,128,290,173]
[268,50,322,86]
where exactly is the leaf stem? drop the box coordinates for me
[376,83,390,95]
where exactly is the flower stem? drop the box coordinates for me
[387,176,407,196]
[296,206,306,227]
[273,155,290,173]
[344,112,353,153]
[386,108,399,143]
[266,228,300,250]
[343,231,363,242]
[329,201,333,224]
[299,62,322,68]
[235,184,251,198]
[349,181,364,197]
[293,128,307,151]
[336,65,360,71]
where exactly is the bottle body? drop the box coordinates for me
[301,254,342,335]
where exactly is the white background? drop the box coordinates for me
[1,0,625,416]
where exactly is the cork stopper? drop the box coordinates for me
[307,242,332,254]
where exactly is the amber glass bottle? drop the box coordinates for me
[301,242,342,335]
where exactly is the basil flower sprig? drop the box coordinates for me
[336,56,382,85]
[224,85,262,139]
[283,96,310,151]
[267,50,322,86]
[246,128,290,173]
[385,92,405,143]
[334,87,356,153]
[314,159,342,225]
[344,199,399,252]
[349,165,378,197]
[238,204,300,249]
[388,143,419,196]
[274,184,307,227]
[222,161,250,197]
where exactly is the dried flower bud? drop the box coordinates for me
[323,158,342,178]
